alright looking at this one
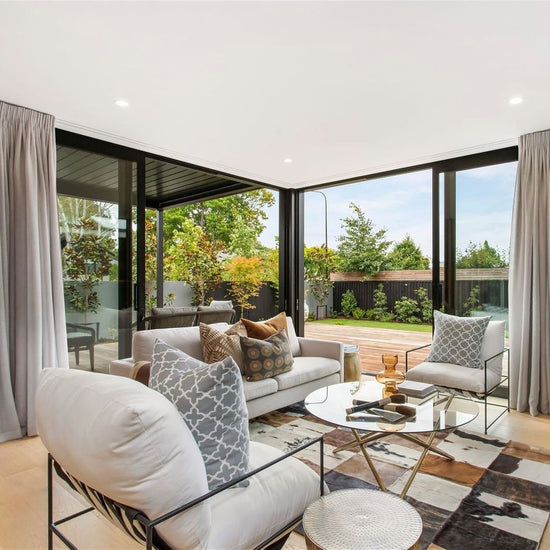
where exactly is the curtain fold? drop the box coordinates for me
[0,101,68,443]
[509,129,550,416]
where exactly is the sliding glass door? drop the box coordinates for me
[57,144,140,371]
[438,161,516,323]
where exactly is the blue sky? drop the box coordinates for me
[260,162,517,266]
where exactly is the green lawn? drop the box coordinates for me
[309,318,433,333]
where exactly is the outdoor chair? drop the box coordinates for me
[405,317,509,433]
[66,322,95,371]
[144,307,198,329]
[196,306,235,325]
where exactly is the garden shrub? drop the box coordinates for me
[369,283,390,321]
[463,285,484,316]
[352,307,365,320]
[394,296,421,323]
[414,287,433,323]
[341,290,358,317]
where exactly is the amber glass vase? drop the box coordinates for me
[375,354,405,395]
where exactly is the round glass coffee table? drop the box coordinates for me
[305,381,478,498]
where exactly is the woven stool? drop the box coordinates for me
[302,488,422,550]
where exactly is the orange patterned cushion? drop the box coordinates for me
[241,312,288,340]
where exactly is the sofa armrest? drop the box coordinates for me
[110,358,134,377]
[298,337,345,380]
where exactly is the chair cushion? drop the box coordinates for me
[208,441,322,550]
[200,322,247,372]
[274,357,342,390]
[149,339,250,490]
[36,368,210,549]
[481,320,506,375]
[209,300,233,309]
[406,360,501,394]
[241,329,294,382]
[426,310,490,369]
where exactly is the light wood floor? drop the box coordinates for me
[2,404,550,549]
[0,325,530,549]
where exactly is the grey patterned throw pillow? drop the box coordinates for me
[149,339,250,489]
[426,310,491,369]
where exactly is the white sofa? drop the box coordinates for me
[110,318,344,418]
[36,368,324,550]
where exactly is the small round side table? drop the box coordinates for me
[343,344,361,382]
[302,488,422,550]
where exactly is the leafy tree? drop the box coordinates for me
[63,217,115,319]
[224,256,265,317]
[165,219,223,305]
[457,240,508,268]
[386,235,429,270]
[58,196,114,242]
[336,203,391,277]
[341,290,358,317]
[163,190,275,255]
[304,245,337,314]
[263,243,280,303]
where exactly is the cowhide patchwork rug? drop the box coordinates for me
[250,403,550,550]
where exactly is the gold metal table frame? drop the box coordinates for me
[305,381,478,498]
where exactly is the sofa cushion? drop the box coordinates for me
[241,312,301,357]
[199,322,247,372]
[208,441,321,549]
[274,357,342,390]
[426,310,490,369]
[242,377,279,401]
[241,329,294,382]
[132,322,229,363]
[150,339,250,490]
[36,368,210,549]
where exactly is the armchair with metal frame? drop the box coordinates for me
[47,436,324,550]
[404,319,509,433]
[37,368,325,550]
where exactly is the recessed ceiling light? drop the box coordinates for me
[509,97,523,105]
[283,158,293,164]
[115,98,129,108]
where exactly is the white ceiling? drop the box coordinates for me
[1,1,549,189]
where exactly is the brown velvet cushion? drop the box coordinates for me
[240,329,294,382]
[199,321,247,372]
[241,312,288,340]
[130,361,151,386]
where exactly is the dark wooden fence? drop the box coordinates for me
[208,282,278,322]
[333,277,508,316]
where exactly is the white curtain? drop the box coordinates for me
[509,129,550,416]
[0,102,68,442]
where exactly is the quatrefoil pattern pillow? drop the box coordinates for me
[149,339,249,490]
[426,310,491,369]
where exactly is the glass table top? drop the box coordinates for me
[305,381,478,434]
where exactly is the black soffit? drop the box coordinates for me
[56,145,260,209]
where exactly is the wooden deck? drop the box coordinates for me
[71,324,432,375]
[304,322,432,374]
